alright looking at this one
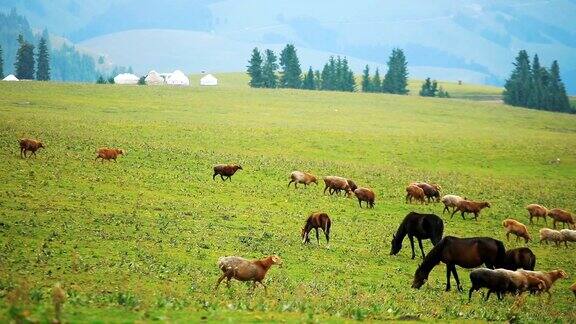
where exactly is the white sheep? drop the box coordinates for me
[440,194,465,214]
[560,229,576,247]
[539,228,564,246]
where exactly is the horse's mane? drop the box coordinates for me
[415,236,449,276]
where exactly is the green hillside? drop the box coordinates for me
[0,80,575,322]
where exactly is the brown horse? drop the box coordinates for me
[412,236,506,291]
[302,212,331,245]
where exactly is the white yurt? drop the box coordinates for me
[145,70,165,85]
[200,74,218,86]
[2,74,19,81]
[165,70,190,86]
[114,73,139,85]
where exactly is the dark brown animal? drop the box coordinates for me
[354,187,375,208]
[406,184,426,204]
[215,255,282,292]
[547,208,575,229]
[302,212,331,245]
[451,200,490,220]
[213,164,242,181]
[570,282,576,298]
[95,147,124,162]
[412,182,441,203]
[19,138,44,158]
[502,247,536,271]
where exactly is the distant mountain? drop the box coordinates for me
[2,0,575,92]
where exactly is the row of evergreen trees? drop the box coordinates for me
[360,49,409,94]
[503,50,571,113]
[247,45,356,92]
[2,34,51,80]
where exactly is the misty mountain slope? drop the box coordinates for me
[1,0,575,91]
[78,29,491,84]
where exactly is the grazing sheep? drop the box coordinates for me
[213,164,242,181]
[412,182,441,203]
[502,219,531,243]
[441,195,465,214]
[570,282,576,297]
[547,208,575,229]
[539,228,564,246]
[502,247,536,271]
[517,269,568,299]
[526,204,549,225]
[215,255,282,292]
[354,187,375,208]
[468,268,512,301]
[19,138,44,158]
[330,178,357,196]
[323,176,352,197]
[95,147,124,162]
[451,200,491,220]
[406,185,426,204]
[495,269,545,295]
[560,229,576,247]
[288,171,317,188]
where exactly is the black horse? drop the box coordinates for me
[412,236,506,291]
[390,212,444,259]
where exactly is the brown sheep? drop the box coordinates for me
[95,147,124,162]
[502,219,531,243]
[323,176,352,197]
[570,282,576,297]
[517,269,568,300]
[215,255,282,292]
[288,171,317,188]
[354,187,375,208]
[526,204,549,225]
[213,164,242,181]
[547,208,575,229]
[19,138,44,158]
[331,178,357,195]
[406,184,426,204]
[411,182,441,203]
[451,200,490,220]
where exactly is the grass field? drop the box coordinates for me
[0,76,575,323]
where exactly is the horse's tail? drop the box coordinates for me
[325,217,331,235]
[431,215,444,245]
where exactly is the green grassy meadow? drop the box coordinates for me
[0,75,575,322]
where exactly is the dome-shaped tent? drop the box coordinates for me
[114,73,139,85]
[200,74,218,86]
[165,70,190,86]
[2,74,19,81]
[145,70,165,85]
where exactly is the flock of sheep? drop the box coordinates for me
[17,138,576,303]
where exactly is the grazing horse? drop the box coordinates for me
[302,212,331,245]
[412,236,506,291]
[390,212,444,259]
[502,247,536,271]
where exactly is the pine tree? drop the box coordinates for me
[526,55,546,109]
[313,70,321,90]
[547,60,571,112]
[302,66,315,90]
[372,68,381,92]
[247,47,264,88]
[36,37,50,81]
[14,34,35,80]
[437,86,450,98]
[382,48,408,94]
[0,44,4,79]
[320,56,336,91]
[361,65,371,92]
[419,78,432,96]
[262,49,278,88]
[503,50,531,107]
[96,75,106,84]
[279,44,302,88]
[341,57,355,92]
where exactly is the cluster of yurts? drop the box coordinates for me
[113,70,218,86]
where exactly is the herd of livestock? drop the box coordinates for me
[17,138,576,302]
